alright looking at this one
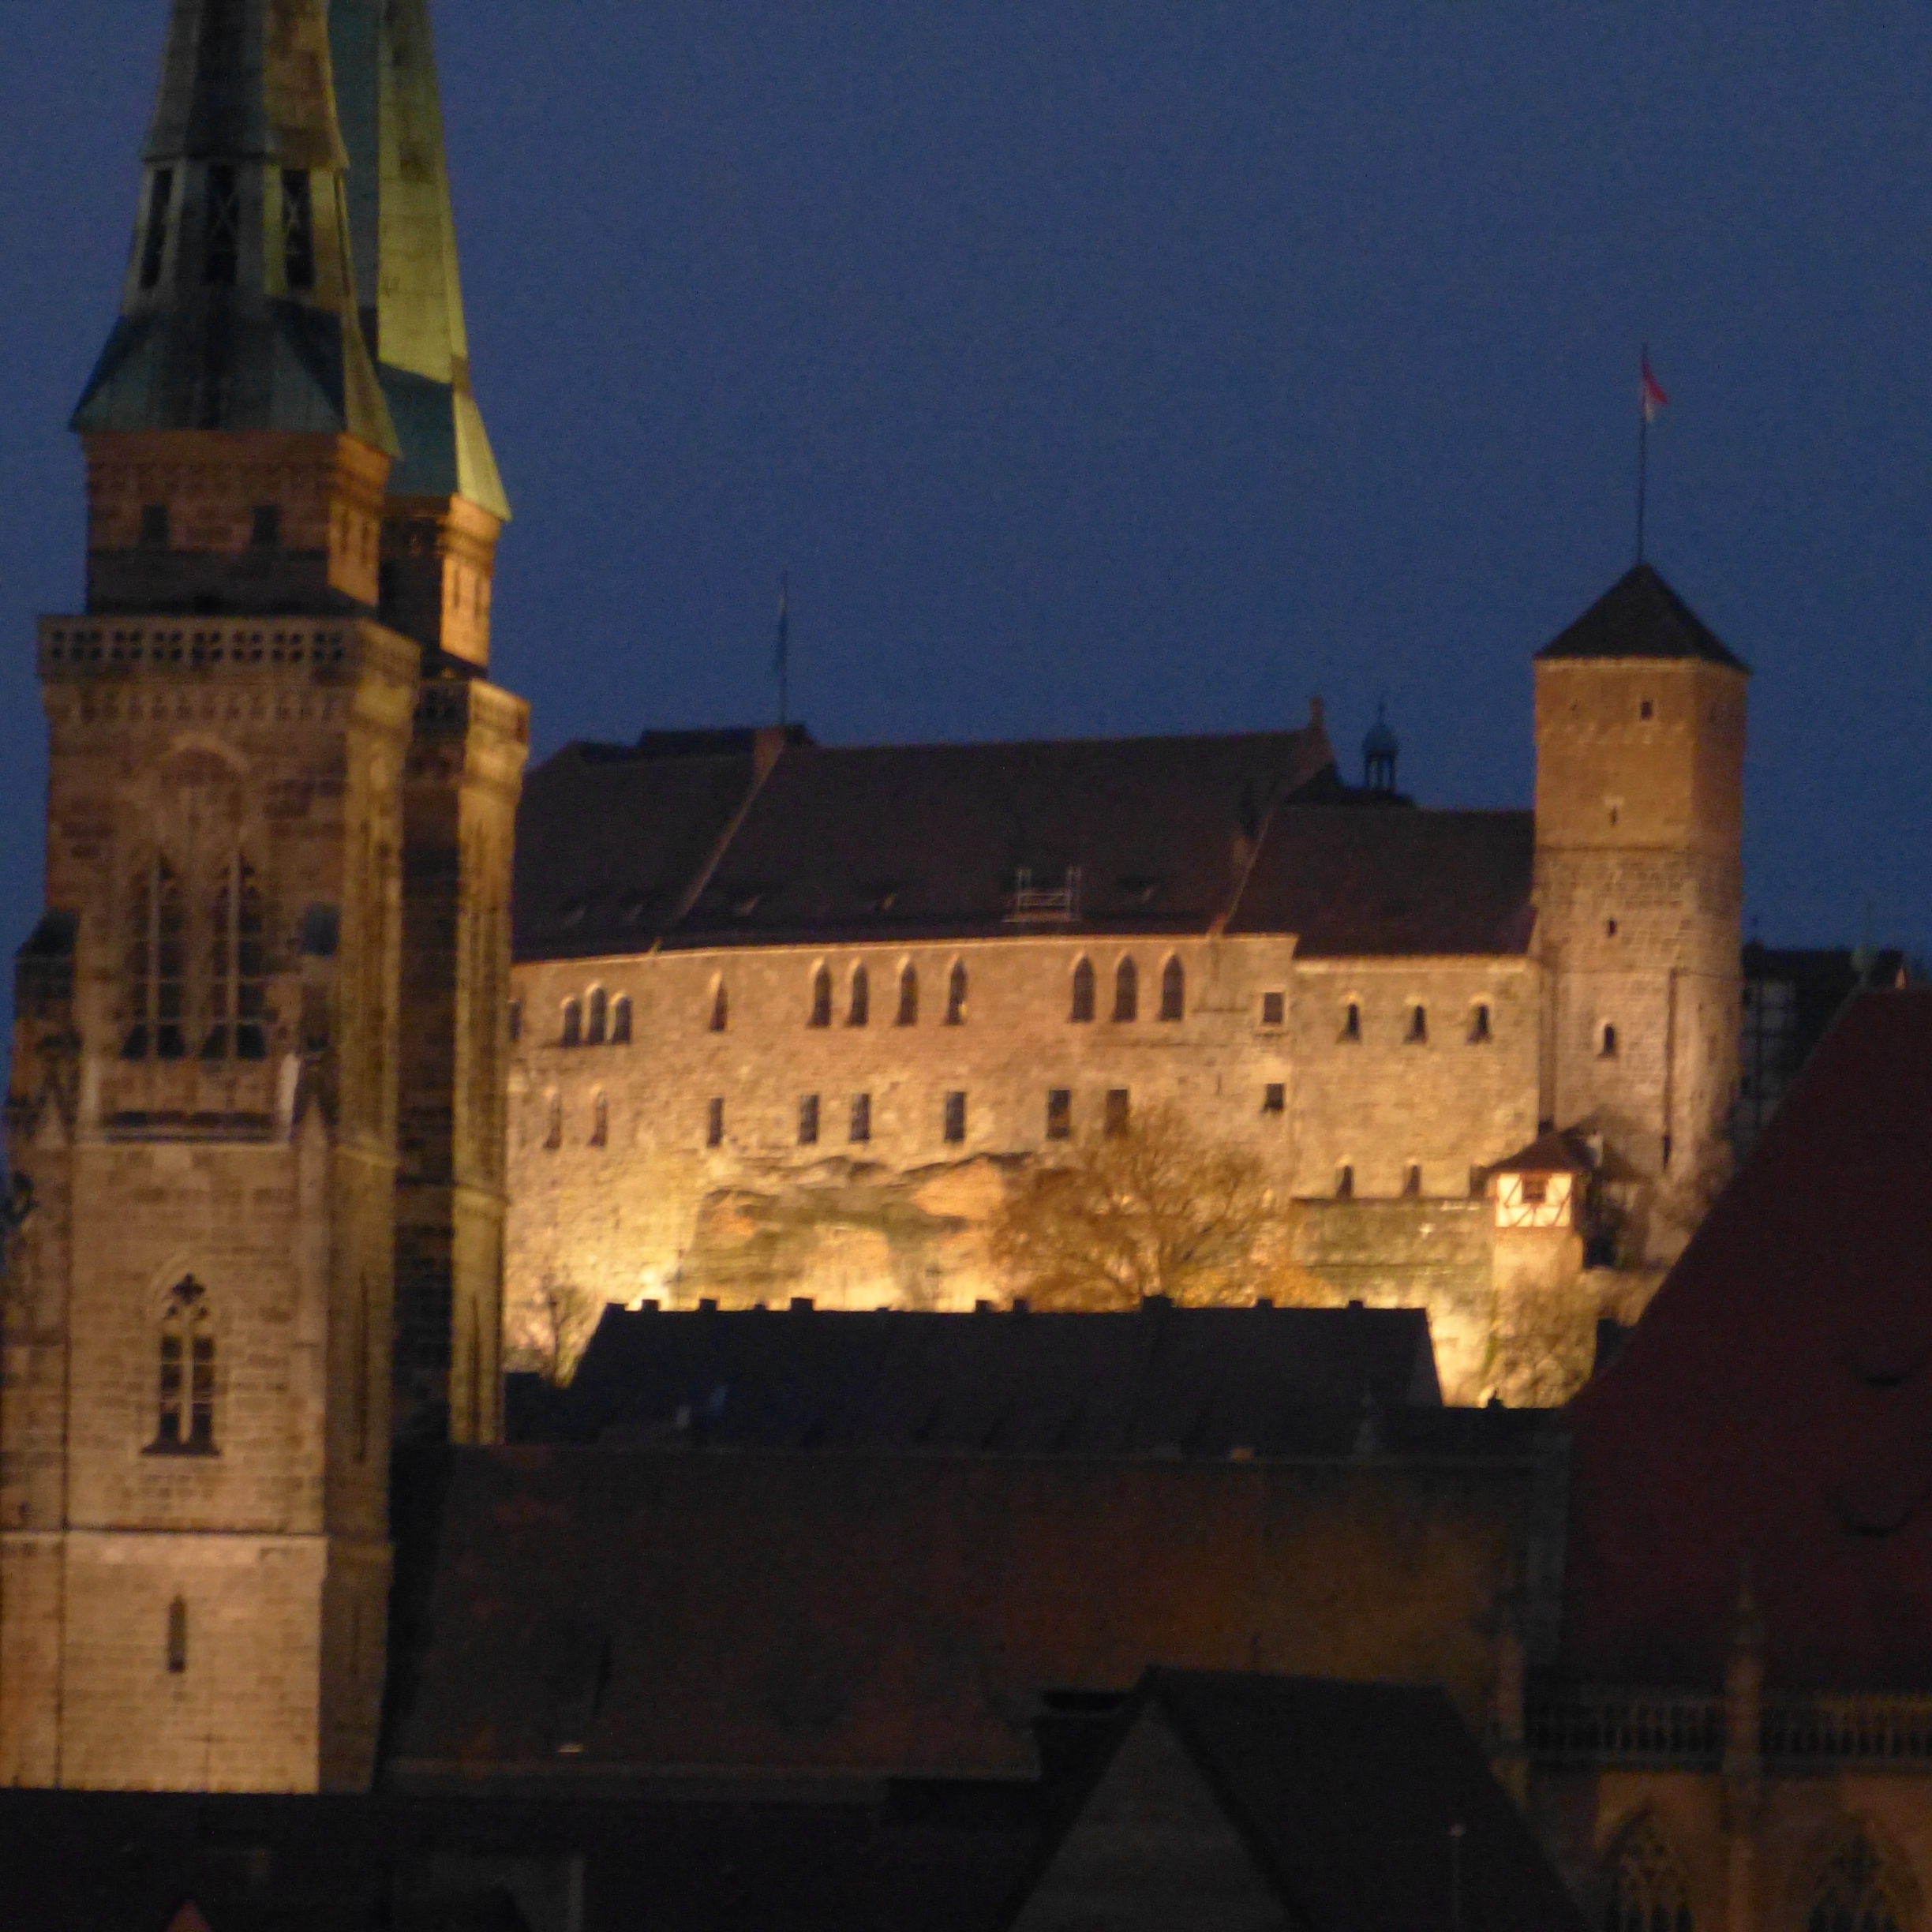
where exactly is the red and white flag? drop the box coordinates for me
[1641,353,1668,422]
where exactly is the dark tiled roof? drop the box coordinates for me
[1487,1129,1593,1177]
[512,723,1537,962]
[1563,990,1932,1687]
[384,1435,1562,1786]
[1534,563,1748,670]
[1229,807,1536,956]
[1006,1672,1584,1932]
[514,1301,1443,1451]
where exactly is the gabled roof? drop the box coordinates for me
[1005,1672,1584,1932]
[1563,990,1932,1687]
[1487,1129,1593,1178]
[384,1431,1563,1786]
[512,1300,1443,1451]
[511,724,1537,962]
[1535,564,1748,670]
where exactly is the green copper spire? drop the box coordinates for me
[330,0,510,521]
[73,0,396,452]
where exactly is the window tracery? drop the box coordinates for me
[1605,1814,1693,1932]
[123,856,187,1061]
[202,855,268,1061]
[1807,1835,1907,1932]
[152,1276,215,1455]
[1113,957,1139,1023]
[1159,957,1185,1021]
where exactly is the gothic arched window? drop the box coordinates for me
[1113,957,1139,1024]
[849,964,870,1028]
[611,995,632,1046]
[124,856,187,1061]
[810,964,833,1029]
[560,999,582,1048]
[152,1276,215,1455]
[945,961,968,1026]
[202,854,268,1061]
[897,964,919,1027]
[1070,957,1095,1024]
[1606,1815,1694,1932]
[1807,1836,1906,1932]
[586,987,608,1046]
[1159,956,1185,1022]
[709,979,728,1033]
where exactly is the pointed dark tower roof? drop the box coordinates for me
[330,0,509,520]
[72,0,395,453]
[1536,563,1749,672]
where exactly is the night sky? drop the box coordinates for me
[3,2,1930,1045]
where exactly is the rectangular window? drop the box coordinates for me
[1260,990,1285,1028]
[140,504,170,550]
[943,1091,967,1144]
[281,168,315,291]
[204,165,240,286]
[1262,1083,1285,1114]
[1105,1088,1131,1136]
[1521,1174,1548,1205]
[799,1094,819,1145]
[1046,1088,1072,1140]
[706,1097,725,1148]
[140,170,174,290]
[251,505,280,552]
[849,1093,871,1144]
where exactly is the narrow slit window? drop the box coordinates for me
[1469,1002,1492,1044]
[560,999,582,1047]
[1113,957,1139,1023]
[1070,958,1095,1024]
[1336,1164,1354,1200]
[799,1094,820,1146]
[280,168,315,291]
[167,1597,189,1676]
[139,170,174,289]
[586,987,608,1046]
[809,964,832,1028]
[590,1092,608,1148]
[507,998,522,1043]
[943,1091,967,1144]
[544,1092,562,1150]
[204,164,241,286]
[849,1093,871,1143]
[610,995,632,1045]
[1046,1088,1072,1140]
[897,963,919,1026]
[709,980,728,1033]
[848,964,870,1028]
[706,1097,726,1148]
[945,962,968,1026]
[1405,1004,1428,1045]
[1340,1002,1361,1044]
[1159,957,1185,1022]
[1601,1022,1619,1058]
[1403,1163,1422,1197]
[1105,1088,1131,1136]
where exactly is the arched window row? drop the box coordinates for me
[559,989,631,1048]
[1068,954,1185,1024]
[799,960,963,1028]
[122,852,270,1064]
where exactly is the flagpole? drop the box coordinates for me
[776,571,790,728]
[1636,343,1649,566]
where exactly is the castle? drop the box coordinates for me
[504,566,1747,1399]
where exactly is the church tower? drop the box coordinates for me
[0,0,415,1792]
[1532,564,1749,1264]
[329,0,527,1445]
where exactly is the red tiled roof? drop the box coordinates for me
[1563,990,1932,1687]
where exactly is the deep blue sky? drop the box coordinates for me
[4,2,1930,1037]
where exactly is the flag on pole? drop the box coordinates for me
[1641,353,1668,422]
[774,572,791,726]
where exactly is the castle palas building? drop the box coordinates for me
[504,566,1748,1400]
[0,0,525,1792]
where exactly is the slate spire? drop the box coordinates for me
[73,0,395,452]
[330,0,509,522]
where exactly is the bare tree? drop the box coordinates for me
[990,1103,1326,1311]
[504,1275,605,1387]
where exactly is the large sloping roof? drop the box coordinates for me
[1535,563,1748,670]
[513,724,1537,962]
[515,1301,1443,1451]
[1009,1673,1584,1932]
[384,1434,1561,1786]
[1563,990,1932,1687]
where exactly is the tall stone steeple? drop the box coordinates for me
[2,0,417,1792]
[328,0,528,1445]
